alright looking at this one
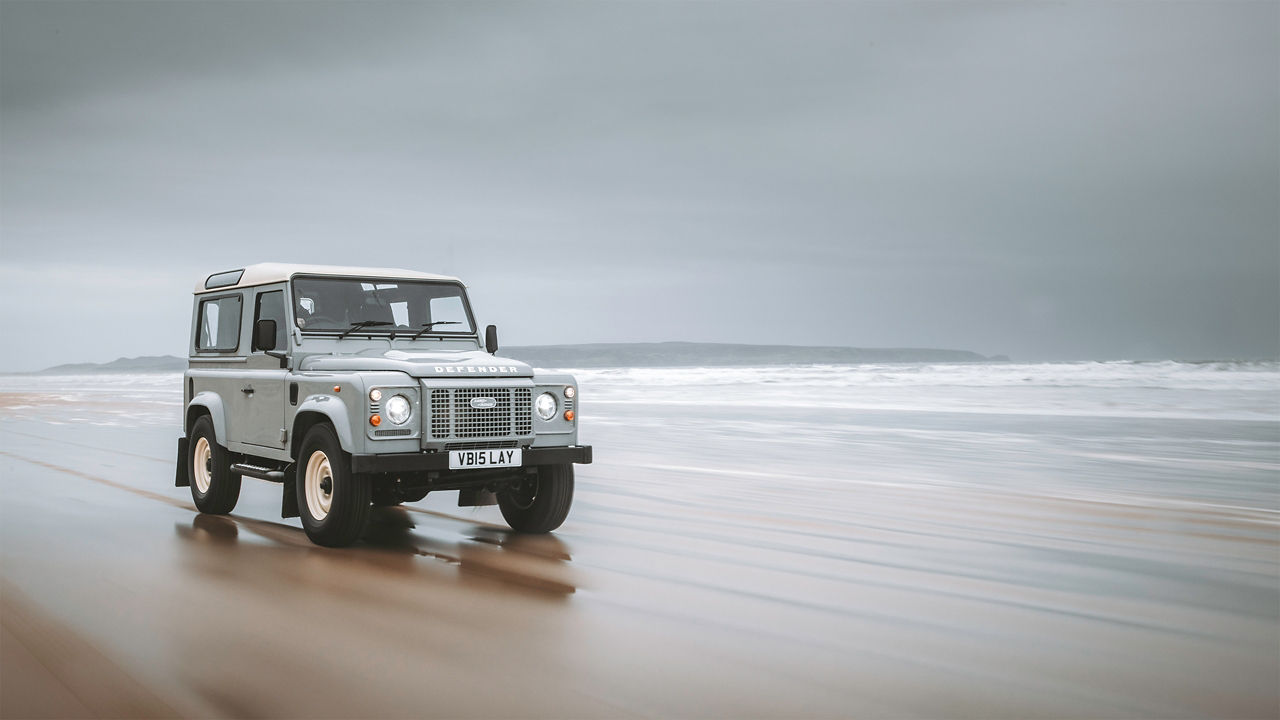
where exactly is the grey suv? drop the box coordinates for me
[175,263,592,547]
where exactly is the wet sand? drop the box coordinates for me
[1,371,1277,718]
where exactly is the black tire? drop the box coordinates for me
[296,424,370,547]
[497,463,574,533]
[188,415,241,514]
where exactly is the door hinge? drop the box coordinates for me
[280,429,288,444]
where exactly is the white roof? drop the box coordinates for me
[195,263,463,293]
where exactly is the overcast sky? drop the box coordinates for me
[1,0,1276,371]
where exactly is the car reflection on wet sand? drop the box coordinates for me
[175,508,579,596]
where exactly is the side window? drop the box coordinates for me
[197,295,243,352]
[429,295,467,328]
[253,290,288,352]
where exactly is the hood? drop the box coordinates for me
[299,349,534,378]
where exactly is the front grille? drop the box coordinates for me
[428,388,533,440]
[430,392,450,437]
[444,440,519,451]
[514,389,533,435]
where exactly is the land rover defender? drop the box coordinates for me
[175,264,591,547]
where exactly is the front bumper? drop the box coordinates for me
[351,445,592,474]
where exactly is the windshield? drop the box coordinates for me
[291,276,475,336]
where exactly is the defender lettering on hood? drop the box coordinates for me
[434,365,522,374]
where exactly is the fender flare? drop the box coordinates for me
[293,396,356,455]
[187,392,228,444]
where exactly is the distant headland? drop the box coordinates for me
[35,343,1007,374]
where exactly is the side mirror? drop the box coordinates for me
[485,324,498,354]
[255,319,277,352]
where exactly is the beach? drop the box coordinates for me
[1,362,1277,718]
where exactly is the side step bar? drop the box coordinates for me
[230,463,286,482]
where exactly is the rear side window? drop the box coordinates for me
[253,290,288,351]
[197,295,243,352]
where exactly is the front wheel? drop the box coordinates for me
[497,464,574,534]
[296,424,370,547]
[188,415,240,514]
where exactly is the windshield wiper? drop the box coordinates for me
[338,320,394,339]
[411,321,461,340]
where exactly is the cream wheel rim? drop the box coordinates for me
[193,437,212,493]
[305,450,334,520]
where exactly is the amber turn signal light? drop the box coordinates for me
[564,410,575,421]
[370,414,381,426]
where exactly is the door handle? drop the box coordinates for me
[241,386,255,395]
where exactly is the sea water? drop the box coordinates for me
[1,361,1275,510]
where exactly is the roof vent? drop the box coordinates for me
[205,269,245,289]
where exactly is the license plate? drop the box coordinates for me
[449,448,522,470]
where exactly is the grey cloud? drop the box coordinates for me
[1,0,1276,370]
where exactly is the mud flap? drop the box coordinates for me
[175,437,190,487]
[458,489,497,507]
[282,475,299,518]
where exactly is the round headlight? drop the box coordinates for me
[535,392,557,420]
[385,394,412,425]
[564,385,576,399]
